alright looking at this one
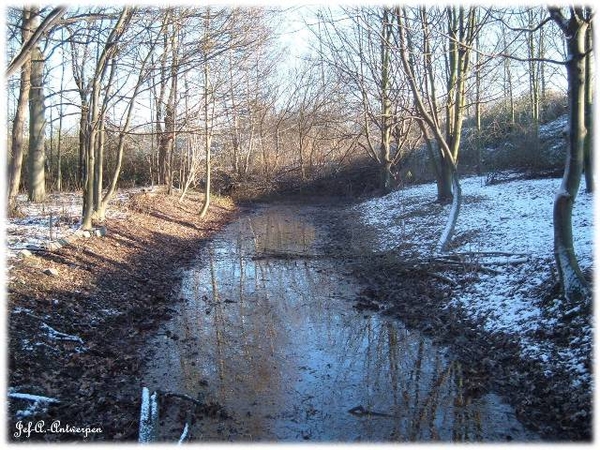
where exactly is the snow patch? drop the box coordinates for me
[353,174,593,388]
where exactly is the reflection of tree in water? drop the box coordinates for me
[337,315,488,441]
[158,207,533,442]
[248,209,316,254]
[199,234,289,439]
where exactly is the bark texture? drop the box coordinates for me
[549,7,591,304]
[7,8,34,209]
[27,45,46,203]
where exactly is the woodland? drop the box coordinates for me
[4,4,594,442]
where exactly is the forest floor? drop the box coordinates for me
[5,174,593,442]
[327,173,593,441]
[6,188,239,441]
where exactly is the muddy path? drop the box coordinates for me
[142,202,539,443]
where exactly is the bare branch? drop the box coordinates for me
[6,6,67,78]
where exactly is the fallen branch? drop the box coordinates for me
[348,405,396,418]
[450,251,529,258]
[9,391,61,421]
[156,390,206,408]
[429,272,458,287]
[178,422,190,444]
[8,392,60,404]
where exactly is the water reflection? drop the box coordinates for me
[145,206,538,442]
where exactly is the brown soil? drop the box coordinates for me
[7,190,239,442]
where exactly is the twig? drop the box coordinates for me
[156,390,206,408]
[41,323,84,344]
[429,272,458,287]
[177,421,190,444]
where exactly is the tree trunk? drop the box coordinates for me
[7,7,34,209]
[380,8,393,193]
[156,25,168,185]
[165,35,178,195]
[549,8,590,304]
[583,21,594,193]
[78,101,89,187]
[437,154,454,203]
[381,160,393,192]
[27,45,46,203]
[501,28,515,125]
[93,116,104,210]
[81,127,95,230]
[199,140,211,218]
[56,26,65,192]
[437,169,461,253]
[199,50,212,218]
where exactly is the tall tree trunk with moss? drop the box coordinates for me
[548,7,591,305]
[27,45,46,203]
[7,7,35,210]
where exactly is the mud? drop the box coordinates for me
[142,204,539,442]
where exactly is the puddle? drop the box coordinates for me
[143,205,539,442]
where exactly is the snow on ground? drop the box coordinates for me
[354,174,594,388]
[4,188,147,261]
[5,192,82,259]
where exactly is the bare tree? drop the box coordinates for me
[81,7,134,229]
[94,12,163,220]
[7,7,34,210]
[548,6,592,305]
[396,6,481,251]
[314,7,417,192]
[5,6,66,77]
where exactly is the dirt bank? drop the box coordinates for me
[7,190,239,442]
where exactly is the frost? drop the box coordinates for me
[8,391,60,420]
[178,422,189,444]
[138,387,159,443]
[9,392,60,404]
[41,323,84,344]
[353,173,593,387]
[6,188,142,261]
